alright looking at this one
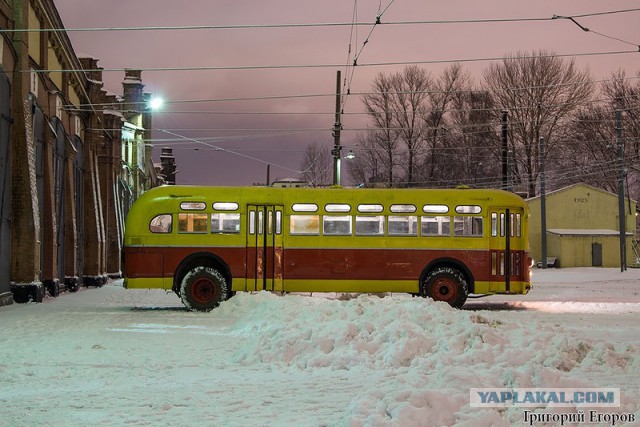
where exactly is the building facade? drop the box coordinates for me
[0,0,158,306]
[527,183,637,268]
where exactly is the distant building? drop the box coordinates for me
[271,178,309,188]
[159,147,177,185]
[527,183,636,268]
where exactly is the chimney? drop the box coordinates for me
[160,147,177,185]
[122,69,145,119]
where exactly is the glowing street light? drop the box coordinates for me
[345,149,355,160]
[147,96,164,111]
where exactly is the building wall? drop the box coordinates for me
[528,184,636,268]
[546,232,630,268]
[0,0,159,306]
[0,47,11,305]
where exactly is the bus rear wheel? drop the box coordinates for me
[422,266,468,308]
[180,266,228,312]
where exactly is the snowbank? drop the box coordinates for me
[0,268,638,426]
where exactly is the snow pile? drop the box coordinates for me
[213,292,639,425]
[1,268,639,426]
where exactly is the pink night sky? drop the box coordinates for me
[53,0,640,186]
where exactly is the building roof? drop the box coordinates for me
[526,182,636,204]
[548,228,633,237]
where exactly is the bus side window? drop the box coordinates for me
[421,216,450,236]
[454,216,483,237]
[149,214,172,233]
[290,215,319,235]
[388,216,417,236]
[355,216,384,235]
[249,211,256,235]
[211,213,240,234]
[275,210,282,235]
[178,213,208,233]
[491,212,498,237]
[323,215,352,235]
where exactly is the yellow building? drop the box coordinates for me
[527,183,636,268]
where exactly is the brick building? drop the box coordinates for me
[0,0,158,306]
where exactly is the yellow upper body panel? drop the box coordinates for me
[124,185,529,250]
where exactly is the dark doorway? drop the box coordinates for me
[592,243,603,267]
[0,69,11,298]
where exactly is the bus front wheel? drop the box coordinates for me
[422,266,468,308]
[180,266,229,312]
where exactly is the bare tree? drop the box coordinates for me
[560,106,617,191]
[484,50,594,196]
[298,141,332,186]
[418,63,471,186]
[561,70,640,197]
[445,89,502,187]
[362,66,432,186]
[391,66,432,185]
[361,73,402,186]
[602,70,640,159]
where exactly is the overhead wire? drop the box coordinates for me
[156,129,303,174]
[4,8,639,33]
[34,6,640,180]
[66,72,640,111]
[552,14,640,50]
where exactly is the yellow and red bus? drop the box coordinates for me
[123,185,532,311]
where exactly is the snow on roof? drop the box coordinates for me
[103,110,124,119]
[547,228,633,236]
[76,54,99,61]
[122,79,144,85]
[526,182,636,203]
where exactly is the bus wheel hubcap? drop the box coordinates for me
[435,279,456,301]
[192,278,216,303]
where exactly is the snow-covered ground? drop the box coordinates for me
[1,268,639,426]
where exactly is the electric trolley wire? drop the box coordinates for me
[156,129,303,174]
[552,14,640,50]
[37,49,639,75]
[4,8,639,33]
[29,5,639,178]
[342,0,395,116]
[67,73,640,111]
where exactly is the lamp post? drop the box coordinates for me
[332,70,342,185]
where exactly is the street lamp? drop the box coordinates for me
[345,149,355,160]
[330,147,356,186]
[147,96,164,111]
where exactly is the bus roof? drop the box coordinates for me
[128,185,527,217]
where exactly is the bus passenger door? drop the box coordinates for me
[246,205,284,292]
[488,208,524,293]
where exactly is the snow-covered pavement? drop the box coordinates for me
[0,268,638,426]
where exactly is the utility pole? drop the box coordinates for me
[266,164,271,187]
[501,110,508,190]
[507,149,513,192]
[539,137,547,269]
[616,108,626,272]
[332,70,342,186]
